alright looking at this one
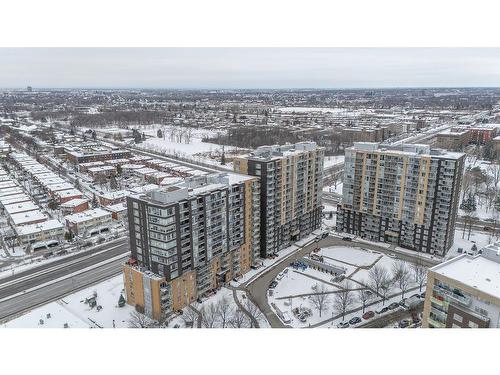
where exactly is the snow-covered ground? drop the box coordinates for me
[446,228,496,260]
[324,155,345,168]
[267,240,426,328]
[3,275,132,328]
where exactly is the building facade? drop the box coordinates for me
[422,241,500,328]
[336,143,465,257]
[233,142,324,258]
[123,173,260,319]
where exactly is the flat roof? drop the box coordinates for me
[65,208,111,223]
[10,210,48,225]
[15,219,64,236]
[431,253,500,300]
[4,201,40,215]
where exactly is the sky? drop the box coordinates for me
[1,48,500,89]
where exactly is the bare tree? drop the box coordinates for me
[356,282,373,313]
[230,309,251,328]
[201,302,220,328]
[128,311,155,328]
[182,305,200,327]
[309,284,331,317]
[392,260,412,299]
[368,264,387,297]
[245,298,264,327]
[216,296,233,328]
[410,260,428,292]
[333,280,355,322]
[379,274,395,306]
[488,163,500,190]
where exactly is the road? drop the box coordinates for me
[243,235,425,328]
[357,303,424,328]
[0,238,129,323]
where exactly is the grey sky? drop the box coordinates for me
[1,48,500,89]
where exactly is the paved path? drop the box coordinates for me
[229,287,260,328]
[188,304,202,328]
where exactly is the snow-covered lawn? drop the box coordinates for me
[324,155,345,168]
[446,228,496,260]
[272,267,339,298]
[3,275,132,328]
[318,246,380,267]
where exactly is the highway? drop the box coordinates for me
[0,237,129,323]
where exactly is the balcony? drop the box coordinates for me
[427,317,446,328]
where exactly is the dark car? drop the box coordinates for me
[376,306,389,314]
[388,302,400,310]
[269,281,278,289]
[349,316,362,325]
[362,311,375,320]
[321,232,329,239]
[342,237,353,242]
[420,292,426,298]
[410,293,420,299]
[398,319,410,328]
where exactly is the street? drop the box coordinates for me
[0,237,129,322]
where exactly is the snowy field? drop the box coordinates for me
[3,275,132,328]
[324,155,345,168]
[318,246,380,267]
[267,243,423,328]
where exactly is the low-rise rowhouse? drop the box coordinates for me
[10,210,48,226]
[97,190,130,206]
[4,201,40,216]
[54,188,84,203]
[60,198,89,215]
[64,208,112,236]
[103,202,128,221]
[14,219,65,247]
[87,166,117,180]
[422,241,500,328]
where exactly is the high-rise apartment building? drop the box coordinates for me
[123,173,260,319]
[422,241,500,328]
[234,142,324,258]
[336,142,465,257]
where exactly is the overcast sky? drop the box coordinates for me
[1,48,500,89]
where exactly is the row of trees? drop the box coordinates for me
[310,259,427,322]
[198,296,264,328]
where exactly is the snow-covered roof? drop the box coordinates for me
[64,208,111,223]
[15,219,64,236]
[60,198,89,208]
[4,201,40,215]
[10,210,48,225]
[430,249,500,300]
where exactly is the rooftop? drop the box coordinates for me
[430,242,500,300]
[15,219,64,236]
[351,142,464,160]
[64,208,111,223]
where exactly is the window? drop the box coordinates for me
[468,321,479,328]
[453,313,463,323]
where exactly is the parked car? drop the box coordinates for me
[398,319,410,328]
[337,322,349,328]
[342,237,353,242]
[269,281,278,289]
[399,299,407,307]
[410,293,420,299]
[321,231,329,239]
[387,253,397,258]
[349,316,362,325]
[376,306,388,314]
[362,311,375,320]
[388,302,400,310]
[420,292,426,298]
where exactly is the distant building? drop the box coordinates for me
[60,198,89,215]
[234,142,324,257]
[336,142,465,257]
[422,241,500,328]
[14,219,65,247]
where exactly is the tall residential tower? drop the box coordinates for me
[234,142,325,258]
[336,142,465,257]
[123,173,260,319]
